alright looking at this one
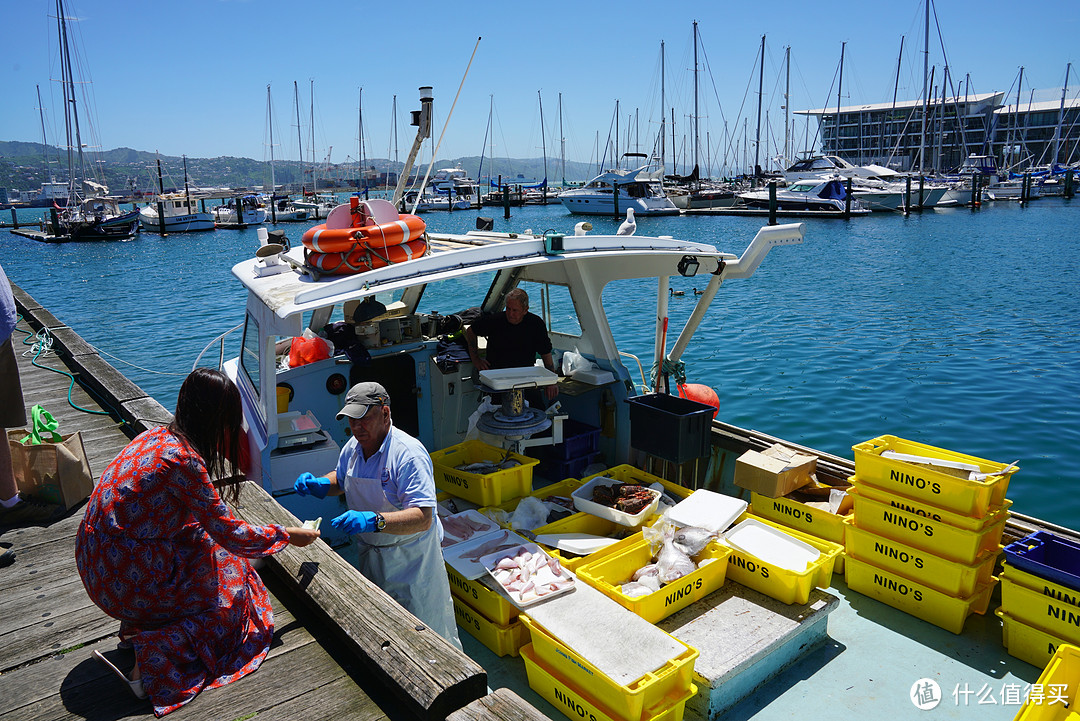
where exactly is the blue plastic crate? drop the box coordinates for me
[1004,531,1080,592]
[552,419,600,461]
[537,452,601,482]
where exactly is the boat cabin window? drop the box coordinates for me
[517,281,581,337]
[240,315,261,399]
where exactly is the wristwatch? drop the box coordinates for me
[373,512,386,532]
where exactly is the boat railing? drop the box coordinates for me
[618,350,651,394]
[192,322,244,371]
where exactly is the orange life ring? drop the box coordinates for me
[306,236,428,275]
[300,214,426,253]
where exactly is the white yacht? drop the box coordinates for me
[213,194,268,226]
[736,177,869,213]
[559,165,680,216]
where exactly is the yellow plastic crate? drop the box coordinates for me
[844,524,999,598]
[491,477,586,514]
[1014,643,1080,721]
[1003,563,1080,608]
[853,480,1013,530]
[533,511,635,571]
[750,491,852,545]
[997,608,1070,670]
[844,556,995,634]
[430,440,539,506]
[723,513,842,605]
[575,533,732,623]
[849,486,1008,565]
[519,614,698,721]
[851,435,1014,516]
[445,562,518,626]
[1000,568,1080,645]
[452,595,529,657]
[520,643,697,721]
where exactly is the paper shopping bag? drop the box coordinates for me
[8,407,95,510]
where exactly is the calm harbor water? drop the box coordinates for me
[2,199,1078,528]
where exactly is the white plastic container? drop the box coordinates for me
[481,541,576,608]
[571,477,661,527]
[667,489,747,533]
[440,509,500,548]
[478,367,558,391]
[570,367,615,385]
[723,518,820,572]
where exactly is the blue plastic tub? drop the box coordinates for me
[1004,531,1080,592]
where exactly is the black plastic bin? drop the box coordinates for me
[626,393,713,464]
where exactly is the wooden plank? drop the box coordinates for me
[232,481,488,720]
[447,689,553,721]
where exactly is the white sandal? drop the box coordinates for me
[92,649,148,700]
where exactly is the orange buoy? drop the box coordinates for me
[301,214,426,253]
[678,382,719,418]
[306,236,428,275]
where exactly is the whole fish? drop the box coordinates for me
[656,539,697,583]
[672,526,717,557]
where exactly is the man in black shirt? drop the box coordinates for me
[465,288,558,404]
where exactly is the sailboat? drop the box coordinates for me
[264,85,309,222]
[50,0,139,241]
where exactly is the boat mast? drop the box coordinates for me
[357,87,364,191]
[267,85,275,195]
[538,90,547,199]
[783,46,790,169]
[660,40,666,173]
[559,92,565,187]
[883,36,903,165]
[183,155,191,210]
[294,81,303,194]
[1053,63,1071,166]
[693,22,700,177]
[755,34,765,178]
[35,84,52,183]
[310,80,317,194]
[57,0,86,204]
[919,0,929,172]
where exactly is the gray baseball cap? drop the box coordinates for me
[336,381,390,420]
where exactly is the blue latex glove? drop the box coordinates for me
[330,510,379,535]
[293,472,332,499]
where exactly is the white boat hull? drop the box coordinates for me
[559,195,680,216]
[138,209,215,232]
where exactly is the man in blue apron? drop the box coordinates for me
[293,382,461,649]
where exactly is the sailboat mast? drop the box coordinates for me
[358,87,364,191]
[1013,67,1024,169]
[538,90,547,195]
[36,84,51,182]
[183,155,191,208]
[310,80,317,194]
[660,40,666,171]
[883,36,904,164]
[559,92,565,187]
[693,22,700,174]
[784,46,790,168]
[755,34,765,177]
[920,0,929,172]
[1053,63,1071,166]
[294,81,303,193]
[267,85,275,193]
[835,40,844,163]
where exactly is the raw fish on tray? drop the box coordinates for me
[440,509,499,548]
[482,542,575,607]
[443,530,532,580]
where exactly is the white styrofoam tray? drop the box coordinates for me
[442,529,532,580]
[571,477,661,527]
[481,541,576,608]
[478,367,558,391]
[667,489,747,534]
[723,518,820,572]
[440,509,501,548]
[533,532,620,555]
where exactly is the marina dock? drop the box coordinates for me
[0,285,547,721]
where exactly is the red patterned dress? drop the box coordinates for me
[76,426,289,716]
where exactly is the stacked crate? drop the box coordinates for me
[431,440,540,657]
[843,435,1015,634]
[998,531,1080,669]
[528,419,602,482]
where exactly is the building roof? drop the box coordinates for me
[796,91,1004,116]
[993,96,1080,115]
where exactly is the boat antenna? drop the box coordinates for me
[406,36,481,213]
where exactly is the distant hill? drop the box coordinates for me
[0,141,598,193]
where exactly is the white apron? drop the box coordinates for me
[343,461,461,650]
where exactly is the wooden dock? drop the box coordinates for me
[1,285,551,721]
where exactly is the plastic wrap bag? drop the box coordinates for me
[509,496,549,531]
[561,349,593,375]
[464,397,498,441]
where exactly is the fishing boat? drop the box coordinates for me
[559,163,680,216]
[200,88,1068,721]
[139,193,215,232]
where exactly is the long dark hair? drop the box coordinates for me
[169,367,244,504]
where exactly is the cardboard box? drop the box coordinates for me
[734,443,817,498]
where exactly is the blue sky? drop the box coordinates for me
[1,0,1077,173]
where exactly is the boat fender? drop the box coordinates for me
[678,382,719,418]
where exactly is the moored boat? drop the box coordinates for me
[559,164,680,216]
[139,193,215,232]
